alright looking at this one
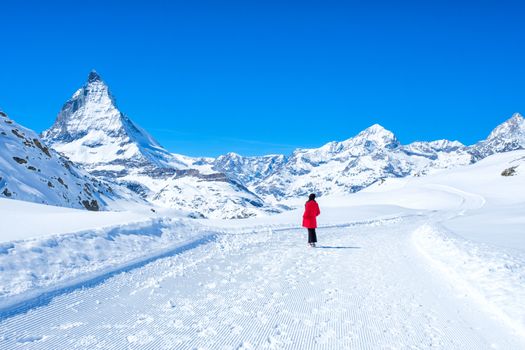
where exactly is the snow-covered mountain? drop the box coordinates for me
[211,152,287,186]
[211,114,525,202]
[230,125,472,200]
[470,113,525,161]
[42,71,272,218]
[0,110,138,210]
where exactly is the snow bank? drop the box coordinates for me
[413,224,525,336]
[0,198,164,242]
[0,217,212,310]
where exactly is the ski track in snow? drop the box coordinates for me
[1,218,524,349]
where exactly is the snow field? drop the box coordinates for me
[413,223,525,337]
[0,198,163,242]
[1,217,523,349]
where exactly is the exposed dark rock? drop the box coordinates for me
[501,166,518,177]
[2,188,12,197]
[88,70,102,83]
[187,212,206,219]
[11,129,25,139]
[13,156,27,164]
[33,139,51,157]
[81,199,99,211]
[57,177,68,188]
[27,166,37,171]
[47,181,54,188]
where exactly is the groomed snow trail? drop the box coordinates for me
[1,218,523,349]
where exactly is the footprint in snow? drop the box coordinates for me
[135,314,154,324]
[52,322,84,330]
[237,342,254,350]
[127,331,153,345]
[17,335,45,344]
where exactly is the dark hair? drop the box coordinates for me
[308,193,316,201]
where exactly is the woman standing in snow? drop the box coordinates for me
[302,193,320,247]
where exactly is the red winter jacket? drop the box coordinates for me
[302,200,320,228]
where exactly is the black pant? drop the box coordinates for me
[307,228,317,243]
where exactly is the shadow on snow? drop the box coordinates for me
[316,246,361,249]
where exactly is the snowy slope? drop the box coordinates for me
[151,170,278,219]
[321,149,525,230]
[0,110,141,211]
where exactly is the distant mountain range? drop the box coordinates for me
[2,71,524,218]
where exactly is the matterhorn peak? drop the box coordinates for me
[510,112,523,122]
[42,70,120,142]
[42,71,180,170]
[87,70,103,83]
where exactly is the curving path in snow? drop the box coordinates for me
[1,215,523,349]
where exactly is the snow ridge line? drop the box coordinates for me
[0,233,217,321]
[413,223,525,338]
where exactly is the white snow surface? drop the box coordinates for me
[0,150,524,348]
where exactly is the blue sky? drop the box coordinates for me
[1,0,524,156]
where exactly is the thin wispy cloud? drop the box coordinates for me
[150,128,299,150]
